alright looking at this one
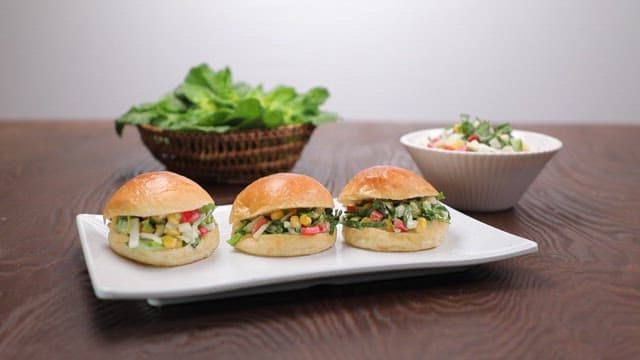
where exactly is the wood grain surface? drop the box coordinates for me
[0,121,638,360]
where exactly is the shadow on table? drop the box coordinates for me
[81,260,548,342]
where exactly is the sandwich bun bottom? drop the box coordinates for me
[234,232,337,257]
[342,221,448,252]
[108,225,220,266]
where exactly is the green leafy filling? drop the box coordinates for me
[341,195,450,229]
[227,208,341,246]
[454,114,522,150]
[112,202,216,249]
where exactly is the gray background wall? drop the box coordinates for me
[1,0,638,123]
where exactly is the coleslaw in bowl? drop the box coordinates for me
[426,114,528,153]
[401,120,562,211]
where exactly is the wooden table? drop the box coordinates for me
[1,121,638,359]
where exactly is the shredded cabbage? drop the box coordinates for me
[140,232,162,244]
[128,218,140,248]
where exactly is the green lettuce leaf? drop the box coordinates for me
[115,63,337,135]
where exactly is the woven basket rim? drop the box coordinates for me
[137,123,315,134]
[135,122,316,184]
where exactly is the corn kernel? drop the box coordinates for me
[167,213,181,224]
[384,219,393,232]
[165,227,180,237]
[290,215,301,228]
[452,139,465,150]
[415,217,427,233]
[162,235,180,249]
[270,210,285,221]
[300,214,312,226]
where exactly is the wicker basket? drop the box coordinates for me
[137,123,315,184]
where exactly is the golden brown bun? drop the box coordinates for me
[338,165,439,205]
[342,221,448,252]
[103,171,213,219]
[229,173,334,225]
[108,224,220,266]
[233,232,336,257]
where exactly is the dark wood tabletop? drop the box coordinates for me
[1,121,638,359]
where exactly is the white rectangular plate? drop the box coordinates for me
[77,204,537,306]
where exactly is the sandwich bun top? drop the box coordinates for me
[229,173,334,225]
[338,165,438,205]
[103,171,213,219]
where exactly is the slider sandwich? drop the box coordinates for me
[338,165,450,251]
[227,173,340,256]
[103,171,219,266]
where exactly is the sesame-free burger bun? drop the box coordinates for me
[338,165,448,252]
[103,171,219,267]
[342,222,448,252]
[229,173,336,257]
[337,165,438,205]
[108,226,220,266]
[103,171,214,219]
[229,173,334,225]
[232,232,337,257]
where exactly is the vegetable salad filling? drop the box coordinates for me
[428,114,528,152]
[342,195,450,233]
[111,203,216,250]
[228,208,340,246]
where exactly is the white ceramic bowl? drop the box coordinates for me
[400,128,562,212]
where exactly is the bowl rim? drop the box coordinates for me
[400,128,563,156]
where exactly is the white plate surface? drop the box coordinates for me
[77,204,537,306]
